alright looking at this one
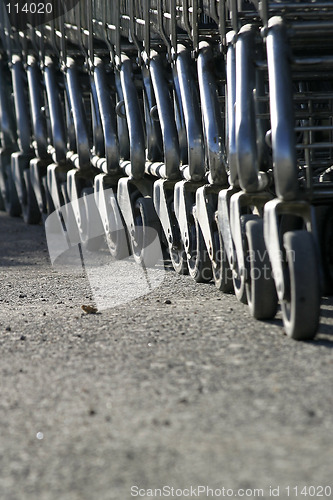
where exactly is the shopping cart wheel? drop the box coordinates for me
[245,218,278,319]
[232,215,258,305]
[281,230,320,340]
[22,168,41,225]
[212,225,233,293]
[0,190,5,211]
[170,242,188,275]
[169,204,188,275]
[105,196,130,260]
[132,197,161,268]
[80,187,105,252]
[2,163,21,217]
[187,213,212,283]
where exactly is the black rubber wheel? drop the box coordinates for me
[0,190,5,211]
[232,215,258,304]
[39,176,49,224]
[170,241,188,274]
[42,176,55,216]
[187,212,212,283]
[22,168,41,225]
[41,177,64,235]
[105,196,130,260]
[169,204,188,274]
[80,187,105,252]
[1,156,21,216]
[281,230,320,340]
[132,196,161,268]
[212,225,233,293]
[245,218,278,319]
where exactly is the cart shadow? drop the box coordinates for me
[266,297,333,346]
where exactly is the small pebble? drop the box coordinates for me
[5,326,11,332]
[164,299,172,305]
[81,305,98,314]
[20,335,26,341]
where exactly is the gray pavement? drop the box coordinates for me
[0,212,333,500]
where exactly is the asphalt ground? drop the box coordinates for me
[0,211,333,500]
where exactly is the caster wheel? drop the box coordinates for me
[42,178,64,235]
[132,196,161,267]
[232,263,247,304]
[105,196,130,260]
[42,176,55,216]
[80,187,105,252]
[245,218,278,319]
[232,214,259,304]
[212,226,233,293]
[59,182,80,242]
[22,169,41,225]
[0,190,5,211]
[281,230,320,340]
[170,242,188,274]
[169,205,188,274]
[2,160,21,217]
[187,212,212,283]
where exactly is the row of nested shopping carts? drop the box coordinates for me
[1,0,333,340]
